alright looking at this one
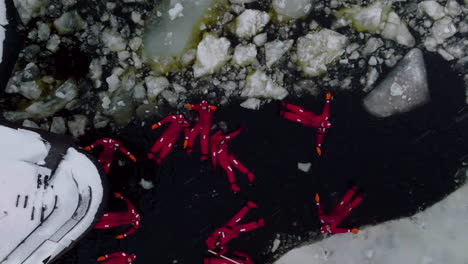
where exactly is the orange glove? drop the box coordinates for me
[315,193,320,203]
[316,147,322,156]
[183,139,188,149]
[115,234,124,239]
[325,92,332,100]
[97,256,106,261]
[84,146,91,151]
[129,154,137,162]
[351,228,359,234]
[114,192,122,199]
[184,104,192,109]
[151,124,159,130]
[209,106,217,110]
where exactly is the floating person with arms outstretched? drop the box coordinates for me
[94,193,140,239]
[184,100,217,161]
[280,92,332,156]
[84,138,136,174]
[147,114,190,164]
[210,127,254,192]
[206,201,264,255]
[97,251,136,264]
[314,186,363,235]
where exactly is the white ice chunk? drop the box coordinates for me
[296,29,347,77]
[241,70,288,100]
[106,74,120,93]
[13,0,49,25]
[139,178,154,190]
[168,3,184,21]
[253,33,267,46]
[37,22,50,41]
[53,10,86,34]
[193,33,231,78]
[297,162,311,172]
[240,98,262,110]
[363,49,429,118]
[145,76,170,101]
[265,39,293,68]
[273,0,312,20]
[46,34,61,52]
[431,17,457,44]
[22,120,39,129]
[102,29,127,52]
[50,117,67,134]
[233,44,257,66]
[233,9,270,38]
[419,1,446,21]
[336,1,415,47]
[444,0,461,17]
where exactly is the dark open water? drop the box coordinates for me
[50,53,468,264]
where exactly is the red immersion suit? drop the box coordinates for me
[204,251,254,264]
[315,186,363,235]
[184,100,217,161]
[280,92,332,156]
[210,128,254,192]
[206,201,264,255]
[85,138,136,174]
[94,193,140,239]
[147,114,190,164]
[97,252,136,264]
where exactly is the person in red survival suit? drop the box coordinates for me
[206,201,264,255]
[280,92,332,156]
[210,127,254,192]
[204,250,254,264]
[183,100,217,161]
[84,138,137,174]
[97,251,136,264]
[314,186,363,235]
[94,193,140,239]
[147,114,190,165]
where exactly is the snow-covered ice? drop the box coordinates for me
[296,29,347,77]
[233,9,270,38]
[431,17,457,44]
[240,98,261,110]
[419,1,446,21]
[336,1,415,47]
[193,33,231,78]
[272,0,312,20]
[145,76,170,101]
[241,70,288,100]
[275,176,468,264]
[13,0,48,25]
[363,49,429,118]
[233,44,257,66]
[265,39,293,68]
[168,3,184,21]
[4,79,78,121]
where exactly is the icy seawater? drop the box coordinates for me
[0,0,466,263]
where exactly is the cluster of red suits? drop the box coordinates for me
[147,101,254,192]
[83,94,366,264]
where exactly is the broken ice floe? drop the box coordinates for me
[363,49,429,118]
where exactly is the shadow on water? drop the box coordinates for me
[58,54,467,263]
